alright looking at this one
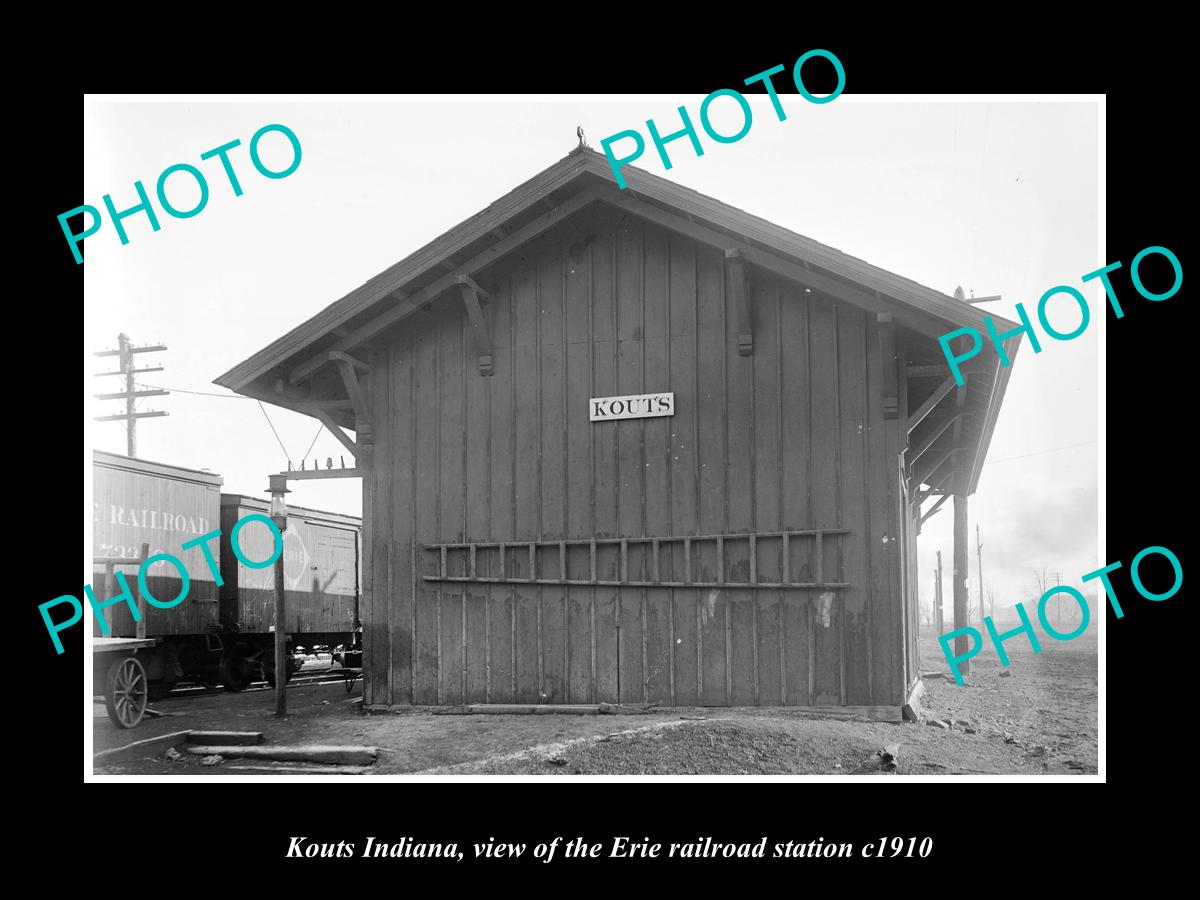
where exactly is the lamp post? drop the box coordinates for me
[268,474,291,717]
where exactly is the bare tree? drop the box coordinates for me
[1030,566,1051,601]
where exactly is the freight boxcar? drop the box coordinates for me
[91,451,362,698]
[215,495,362,690]
[92,450,223,697]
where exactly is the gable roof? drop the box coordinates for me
[215,146,1019,495]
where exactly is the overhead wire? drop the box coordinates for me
[257,401,291,462]
[300,421,324,463]
[141,383,252,399]
[983,440,1097,466]
[142,383,322,468]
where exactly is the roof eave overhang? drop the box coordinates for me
[216,148,1018,399]
[965,335,1022,495]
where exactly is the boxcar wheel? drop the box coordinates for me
[219,647,254,692]
[262,658,295,688]
[105,656,148,729]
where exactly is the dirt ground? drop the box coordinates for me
[93,631,1097,776]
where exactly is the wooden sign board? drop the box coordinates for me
[589,392,674,422]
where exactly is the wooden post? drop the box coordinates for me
[121,333,135,457]
[976,524,986,632]
[274,519,288,717]
[136,542,149,640]
[953,492,969,675]
[935,550,944,633]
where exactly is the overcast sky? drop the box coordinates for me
[83,96,1100,622]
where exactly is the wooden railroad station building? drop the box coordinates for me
[218,147,1021,716]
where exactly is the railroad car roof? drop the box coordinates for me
[93,449,224,486]
[221,493,361,528]
[216,146,1020,495]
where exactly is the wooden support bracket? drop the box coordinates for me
[328,350,370,374]
[909,412,965,465]
[917,465,956,505]
[920,492,952,525]
[332,357,372,446]
[306,407,359,457]
[914,444,958,487]
[907,376,957,435]
[286,185,604,385]
[726,249,753,356]
[906,362,986,378]
[457,275,494,375]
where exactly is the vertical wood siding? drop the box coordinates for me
[364,206,907,707]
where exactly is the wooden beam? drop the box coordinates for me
[291,399,352,410]
[457,278,494,375]
[919,492,951,525]
[288,184,604,384]
[455,273,490,300]
[917,457,955,501]
[604,193,949,340]
[905,363,986,378]
[917,465,956,505]
[914,445,956,486]
[335,360,369,420]
[328,350,369,373]
[279,467,363,481]
[306,407,358,456]
[909,413,964,466]
[907,376,957,434]
[953,493,970,674]
[726,249,752,355]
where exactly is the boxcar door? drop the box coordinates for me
[312,525,360,639]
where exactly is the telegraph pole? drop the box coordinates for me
[976,524,986,629]
[934,551,944,632]
[94,333,168,457]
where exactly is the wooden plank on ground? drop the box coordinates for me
[186,745,379,766]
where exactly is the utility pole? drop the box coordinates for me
[953,493,969,675]
[268,474,291,717]
[935,551,944,632]
[976,524,986,630]
[94,333,168,457]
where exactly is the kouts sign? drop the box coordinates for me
[589,392,675,422]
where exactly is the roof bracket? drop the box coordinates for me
[302,406,359,457]
[328,350,369,374]
[726,249,753,356]
[332,354,373,445]
[457,275,494,376]
[909,412,965,465]
[919,491,952,525]
[907,375,957,435]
